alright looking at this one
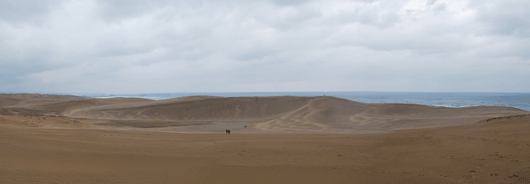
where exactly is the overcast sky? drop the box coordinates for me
[0,0,529,93]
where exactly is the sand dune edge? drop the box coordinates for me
[0,94,527,133]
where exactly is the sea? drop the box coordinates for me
[68,92,530,112]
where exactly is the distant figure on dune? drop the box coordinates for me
[226,129,230,134]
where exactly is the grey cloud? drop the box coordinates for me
[0,0,529,93]
[426,0,437,5]
[94,0,177,23]
[433,3,446,13]
[0,0,62,23]
[336,1,405,28]
[472,0,530,37]
[270,0,310,6]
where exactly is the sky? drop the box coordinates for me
[0,0,529,93]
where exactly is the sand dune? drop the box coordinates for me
[1,94,530,183]
[0,94,526,134]
[1,111,529,183]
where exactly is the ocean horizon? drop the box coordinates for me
[11,91,525,112]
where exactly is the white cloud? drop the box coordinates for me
[0,0,529,93]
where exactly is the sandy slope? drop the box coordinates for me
[0,94,526,133]
[1,113,530,184]
[1,94,530,183]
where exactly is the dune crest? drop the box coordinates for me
[0,94,527,133]
[1,94,530,183]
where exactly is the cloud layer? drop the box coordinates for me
[1,0,529,93]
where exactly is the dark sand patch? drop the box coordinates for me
[97,120,209,128]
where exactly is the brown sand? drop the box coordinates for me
[1,94,529,183]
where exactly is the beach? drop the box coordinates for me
[1,94,529,183]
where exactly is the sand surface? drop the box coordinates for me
[1,94,529,183]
